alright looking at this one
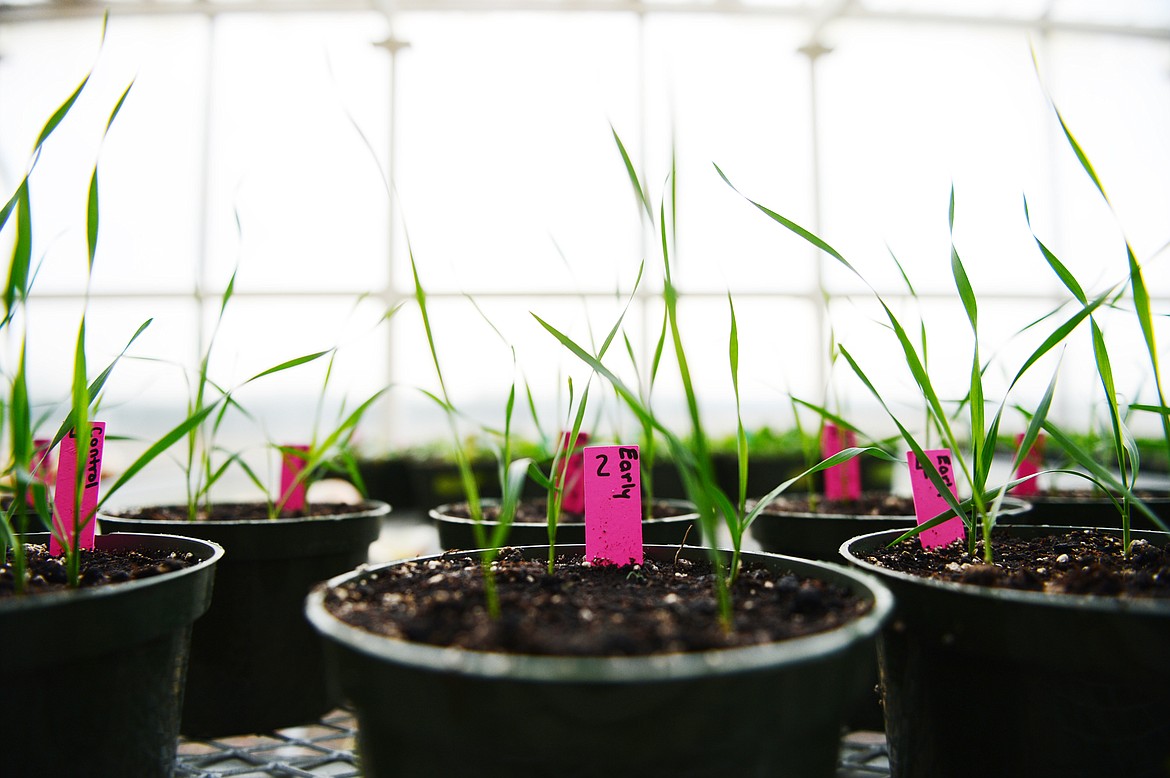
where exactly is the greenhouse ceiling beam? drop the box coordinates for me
[1,0,1167,40]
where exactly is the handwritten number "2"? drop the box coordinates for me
[595,453,610,477]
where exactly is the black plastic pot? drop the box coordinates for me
[431,498,700,550]
[1012,491,1170,530]
[0,497,50,532]
[714,454,895,501]
[842,526,1170,778]
[751,495,1032,561]
[97,501,387,737]
[306,544,892,778]
[747,495,1032,732]
[0,532,222,777]
[354,457,416,508]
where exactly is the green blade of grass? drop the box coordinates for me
[743,445,897,530]
[1023,196,1087,304]
[715,163,860,276]
[838,344,971,531]
[96,403,224,510]
[240,349,332,385]
[611,126,652,222]
[5,182,32,316]
[729,293,748,516]
[490,457,535,549]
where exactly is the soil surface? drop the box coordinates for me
[325,548,871,655]
[862,528,1170,599]
[1,543,196,596]
[757,492,917,517]
[442,499,692,524]
[110,501,373,522]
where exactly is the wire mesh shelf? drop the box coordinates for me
[176,711,889,777]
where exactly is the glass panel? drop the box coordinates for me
[1045,33,1170,297]
[643,15,817,295]
[817,23,1054,296]
[0,16,208,294]
[390,12,642,294]
[205,12,392,293]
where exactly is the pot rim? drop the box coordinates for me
[429,497,697,527]
[97,499,391,528]
[306,543,893,683]
[0,531,224,613]
[840,524,1170,616]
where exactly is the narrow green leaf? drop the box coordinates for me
[48,319,154,449]
[97,403,224,510]
[244,350,332,384]
[838,345,970,527]
[611,126,652,222]
[33,74,91,151]
[5,182,32,314]
[716,163,860,275]
[744,446,897,531]
[1023,196,1087,304]
[86,169,100,270]
[1053,106,1107,201]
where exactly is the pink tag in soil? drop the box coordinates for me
[50,423,105,555]
[1011,433,1044,496]
[907,449,965,549]
[27,437,54,507]
[280,444,310,513]
[584,444,643,566]
[556,431,589,514]
[821,423,861,501]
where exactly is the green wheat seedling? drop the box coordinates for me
[409,251,532,619]
[789,394,900,500]
[718,160,1146,560]
[541,263,649,570]
[2,25,225,588]
[1026,60,1169,551]
[536,131,888,627]
[621,309,670,520]
[459,294,571,571]
[169,222,387,520]
[541,374,590,571]
[230,300,400,520]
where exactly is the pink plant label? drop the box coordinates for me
[1011,433,1044,496]
[280,444,310,513]
[907,449,965,550]
[556,431,589,514]
[50,423,105,555]
[584,444,643,566]
[821,423,861,501]
[27,437,54,508]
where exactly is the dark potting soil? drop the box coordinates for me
[758,492,917,516]
[863,528,1170,599]
[111,501,373,522]
[325,548,871,655]
[443,499,692,524]
[1,543,196,596]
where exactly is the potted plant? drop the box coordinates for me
[2,52,224,776]
[725,89,1170,775]
[408,259,701,551]
[97,271,392,736]
[304,137,894,776]
[1009,423,1170,530]
[750,406,1031,563]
